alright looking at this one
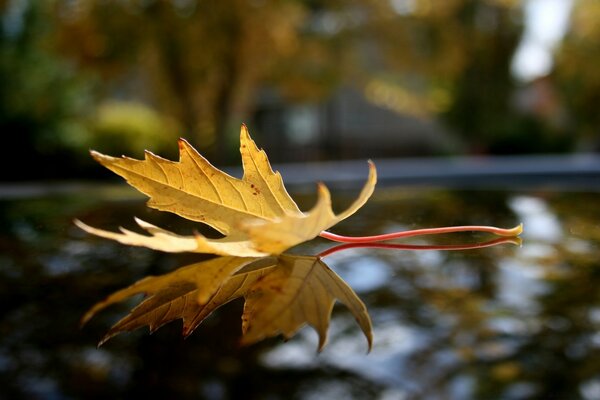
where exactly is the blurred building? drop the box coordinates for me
[252,87,459,163]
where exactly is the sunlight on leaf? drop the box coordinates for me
[89,125,301,233]
[75,217,268,257]
[77,125,376,256]
[242,163,376,254]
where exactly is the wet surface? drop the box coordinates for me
[0,184,599,399]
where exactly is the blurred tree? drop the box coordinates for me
[441,0,522,152]
[51,0,532,157]
[53,0,313,160]
[4,0,591,179]
[356,0,534,153]
[84,100,181,156]
[0,0,93,179]
[555,0,600,151]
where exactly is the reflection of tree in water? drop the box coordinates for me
[316,189,600,399]
[509,193,600,399]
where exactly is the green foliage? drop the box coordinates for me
[76,101,180,157]
[0,1,92,178]
[555,0,600,149]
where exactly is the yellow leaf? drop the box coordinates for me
[81,256,273,345]
[242,162,376,254]
[242,254,372,351]
[238,125,301,216]
[90,125,301,236]
[79,125,376,256]
[83,255,372,351]
[74,218,269,257]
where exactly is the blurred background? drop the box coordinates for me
[2,2,600,399]
[1,0,599,180]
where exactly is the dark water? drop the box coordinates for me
[1,184,599,400]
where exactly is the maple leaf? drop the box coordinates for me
[241,254,372,350]
[77,124,523,352]
[76,125,376,256]
[82,254,372,351]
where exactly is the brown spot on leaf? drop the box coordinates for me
[269,285,284,293]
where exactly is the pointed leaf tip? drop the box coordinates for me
[240,124,251,141]
[89,150,108,162]
[177,137,188,152]
[316,182,332,199]
[317,335,328,353]
[97,333,113,348]
[367,160,377,181]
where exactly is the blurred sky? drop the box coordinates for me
[512,0,573,81]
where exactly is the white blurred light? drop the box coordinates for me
[390,0,416,15]
[512,0,574,81]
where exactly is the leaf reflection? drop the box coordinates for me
[83,236,520,351]
[82,254,373,351]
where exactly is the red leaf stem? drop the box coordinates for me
[319,223,522,244]
[317,236,521,258]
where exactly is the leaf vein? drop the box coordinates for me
[249,152,287,213]
[182,145,223,203]
[108,164,268,220]
[227,179,249,212]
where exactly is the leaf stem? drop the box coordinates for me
[318,236,521,258]
[319,223,523,243]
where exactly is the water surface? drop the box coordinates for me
[0,184,599,399]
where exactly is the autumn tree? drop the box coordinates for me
[7,0,585,172]
[0,0,91,179]
[51,0,535,157]
[53,0,312,158]
[353,0,525,152]
[554,0,600,151]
